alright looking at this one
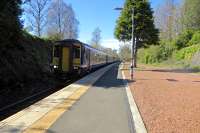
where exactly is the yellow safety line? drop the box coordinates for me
[23,86,90,133]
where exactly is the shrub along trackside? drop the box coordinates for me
[138,30,200,69]
[174,45,200,61]
[188,31,200,46]
[0,0,54,91]
[0,31,53,91]
[138,41,176,64]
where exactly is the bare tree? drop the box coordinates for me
[103,48,118,57]
[155,0,182,41]
[174,4,184,36]
[91,27,102,49]
[25,0,50,37]
[118,43,131,61]
[47,0,79,40]
[64,5,79,39]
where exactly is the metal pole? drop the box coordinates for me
[114,6,134,80]
[131,7,134,80]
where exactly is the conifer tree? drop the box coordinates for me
[114,0,159,66]
[0,0,22,47]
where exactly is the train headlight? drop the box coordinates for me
[54,65,58,69]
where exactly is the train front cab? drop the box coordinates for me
[52,41,82,75]
[52,39,117,76]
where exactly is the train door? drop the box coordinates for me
[86,48,90,70]
[62,47,70,72]
[81,47,90,71]
[73,46,81,68]
[106,55,108,64]
[52,45,60,68]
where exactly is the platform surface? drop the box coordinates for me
[0,63,137,133]
[47,64,134,133]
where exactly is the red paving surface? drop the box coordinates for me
[124,64,200,133]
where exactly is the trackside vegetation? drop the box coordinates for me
[0,0,53,90]
[137,0,200,70]
[138,30,200,69]
[114,0,159,67]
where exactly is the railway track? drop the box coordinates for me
[0,78,75,121]
[0,65,109,121]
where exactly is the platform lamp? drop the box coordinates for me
[114,6,135,80]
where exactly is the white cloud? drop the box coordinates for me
[101,39,121,50]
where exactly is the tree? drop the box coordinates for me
[154,0,182,41]
[91,27,102,49]
[103,48,118,58]
[64,5,79,39]
[47,0,79,40]
[182,0,200,31]
[25,0,50,37]
[0,0,22,47]
[114,0,159,67]
[118,43,131,61]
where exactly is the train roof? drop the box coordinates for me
[55,39,106,55]
[55,39,82,45]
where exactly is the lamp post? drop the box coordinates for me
[114,7,135,80]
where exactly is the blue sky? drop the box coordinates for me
[64,0,163,49]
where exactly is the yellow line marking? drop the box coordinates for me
[23,86,89,133]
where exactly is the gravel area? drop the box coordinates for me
[123,63,200,133]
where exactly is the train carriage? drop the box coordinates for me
[52,39,117,75]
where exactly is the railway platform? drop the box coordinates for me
[0,63,146,133]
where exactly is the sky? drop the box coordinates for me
[62,0,163,50]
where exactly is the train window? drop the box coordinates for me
[54,46,59,57]
[74,48,80,58]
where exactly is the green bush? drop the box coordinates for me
[0,0,22,48]
[138,30,200,66]
[138,41,176,64]
[174,30,194,49]
[0,1,54,91]
[137,48,146,63]
[138,45,163,64]
[174,45,200,61]
[0,31,53,90]
[159,41,177,59]
[188,31,200,46]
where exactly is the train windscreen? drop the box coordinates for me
[74,47,80,58]
[54,46,60,57]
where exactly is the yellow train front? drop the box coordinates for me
[52,39,117,76]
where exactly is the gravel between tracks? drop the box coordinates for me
[123,63,200,133]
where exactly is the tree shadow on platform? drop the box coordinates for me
[93,64,134,89]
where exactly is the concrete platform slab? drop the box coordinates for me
[47,63,135,133]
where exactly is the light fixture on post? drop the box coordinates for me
[114,6,135,80]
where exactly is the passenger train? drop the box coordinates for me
[52,39,118,75]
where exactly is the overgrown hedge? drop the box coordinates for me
[0,0,54,91]
[188,31,200,46]
[173,30,194,49]
[0,32,53,90]
[138,41,176,64]
[138,46,162,64]
[138,30,200,66]
[174,44,200,61]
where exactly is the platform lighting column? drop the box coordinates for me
[114,6,135,80]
